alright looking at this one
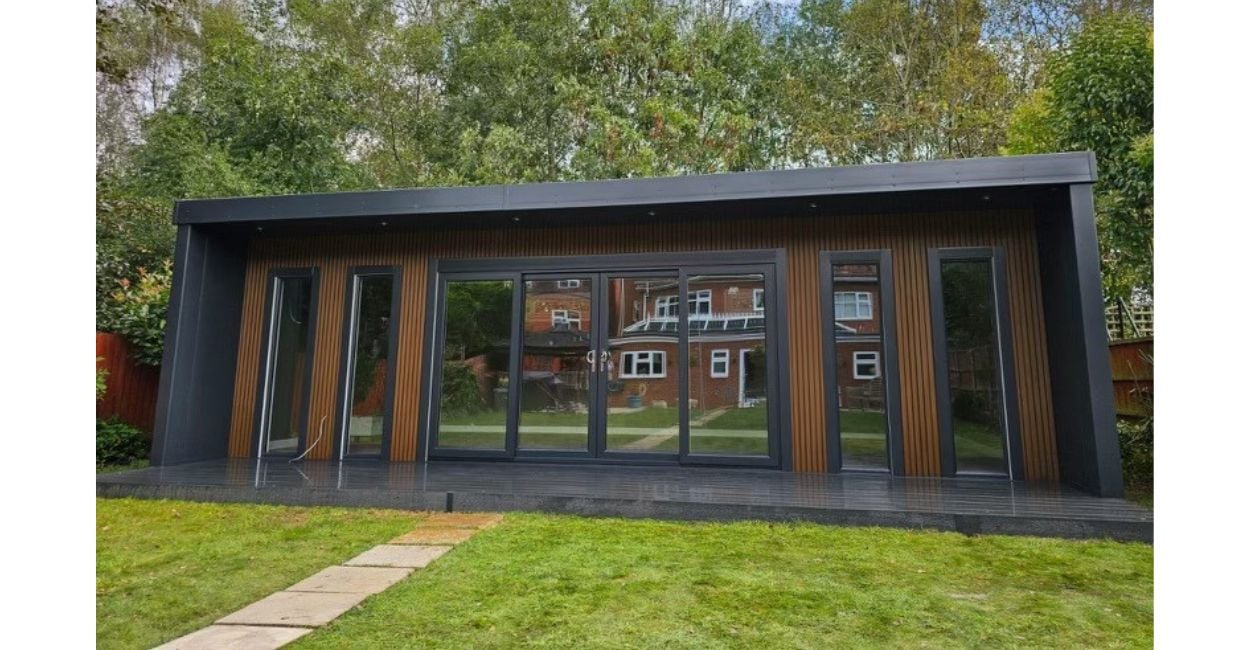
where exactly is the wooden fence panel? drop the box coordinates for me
[1109,338,1153,418]
[96,332,160,435]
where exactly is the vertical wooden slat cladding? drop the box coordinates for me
[225,209,1058,480]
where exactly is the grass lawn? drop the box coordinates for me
[96,458,151,474]
[98,501,1151,649]
[96,498,420,649]
[296,513,1152,649]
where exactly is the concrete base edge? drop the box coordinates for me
[96,483,1152,543]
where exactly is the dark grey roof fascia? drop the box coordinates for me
[173,151,1096,225]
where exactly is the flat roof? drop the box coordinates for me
[173,151,1095,226]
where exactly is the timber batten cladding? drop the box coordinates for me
[225,209,1059,479]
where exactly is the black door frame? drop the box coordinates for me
[595,271,681,463]
[332,265,403,461]
[819,250,905,475]
[250,267,320,459]
[421,250,791,470]
[927,246,1026,479]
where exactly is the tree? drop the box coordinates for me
[1005,12,1153,301]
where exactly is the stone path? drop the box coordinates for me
[618,407,729,450]
[153,512,502,650]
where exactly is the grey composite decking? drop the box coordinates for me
[97,460,1152,542]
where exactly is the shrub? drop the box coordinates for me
[101,261,172,366]
[97,418,149,466]
[1118,417,1153,489]
[97,359,109,401]
[440,362,484,415]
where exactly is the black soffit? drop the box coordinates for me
[174,152,1096,229]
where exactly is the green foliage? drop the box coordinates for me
[1005,13,1153,300]
[97,418,149,466]
[443,281,514,359]
[96,178,176,323]
[1118,417,1153,492]
[96,1,1154,322]
[440,362,485,416]
[101,262,172,366]
[97,359,109,402]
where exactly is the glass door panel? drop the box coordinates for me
[261,274,314,456]
[937,258,1009,475]
[434,279,515,452]
[518,276,595,452]
[602,275,680,455]
[832,262,890,471]
[341,273,395,457]
[686,273,770,457]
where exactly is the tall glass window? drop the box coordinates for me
[341,273,394,457]
[832,262,890,471]
[435,279,515,451]
[687,273,769,457]
[938,259,1009,475]
[605,275,679,454]
[518,276,594,451]
[262,275,314,455]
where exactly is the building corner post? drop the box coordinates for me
[1069,183,1125,497]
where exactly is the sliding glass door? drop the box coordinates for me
[426,253,783,468]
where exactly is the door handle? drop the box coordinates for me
[599,350,610,370]
[586,349,597,372]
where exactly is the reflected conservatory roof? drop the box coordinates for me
[621,314,765,335]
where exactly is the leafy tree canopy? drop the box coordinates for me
[1005,12,1153,301]
[96,0,1154,355]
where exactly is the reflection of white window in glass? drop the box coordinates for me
[556,279,582,289]
[551,309,581,329]
[853,351,881,379]
[710,349,730,378]
[752,289,765,312]
[621,351,666,378]
[835,292,873,320]
[689,290,712,317]
[655,295,679,318]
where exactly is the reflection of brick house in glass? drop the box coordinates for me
[605,276,766,411]
[832,264,885,412]
[520,279,594,412]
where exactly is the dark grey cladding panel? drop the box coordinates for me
[174,152,1097,225]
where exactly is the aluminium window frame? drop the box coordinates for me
[709,349,731,378]
[834,291,874,321]
[619,350,667,379]
[927,246,1025,480]
[819,251,904,475]
[852,351,881,380]
[420,249,792,470]
[333,266,402,461]
[251,267,321,459]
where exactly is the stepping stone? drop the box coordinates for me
[217,591,369,627]
[391,527,476,545]
[423,512,503,529]
[154,624,313,650]
[286,565,412,595]
[345,544,450,568]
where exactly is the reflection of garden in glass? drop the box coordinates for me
[435,280,514,451]
[344,275,393,456]
[940,259,1008,475]
[832,261,891,471]
[264,276,312,455]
